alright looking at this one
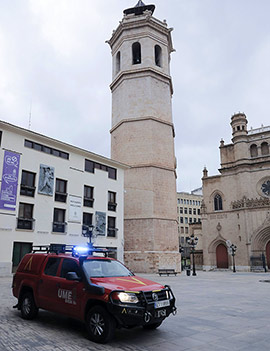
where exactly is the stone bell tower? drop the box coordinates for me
[107,1,180,272]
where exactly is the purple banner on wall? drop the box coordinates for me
[0,151,20,210]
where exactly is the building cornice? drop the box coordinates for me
[110,67,173,95]
[110,115,175,137]
[0,120,129,170]
[107,14,174,53]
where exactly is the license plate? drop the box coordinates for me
[154,300,170,309]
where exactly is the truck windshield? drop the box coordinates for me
[83,259,133,278]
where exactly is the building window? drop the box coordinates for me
[180,217,183,224]
[85,159,94,173]
[154,45,162,67]
[82,212,93,235]
[83,212,93,226]
[250,144,258,158]
[108,191,117,211]
[132,42,141,64]
[180,227,184,234]
[193,218,197,223]
[184,208,187,214]
[108,167,117,180]
[189,208,192,215]
[189,218,192,223]
[197,208,200,215]
[84,185,94,207]
[107,216,117,237]
[193,208,196,215]
[185,227,189,234]
[53,208,66,233]
[261,142,269,155]
[116,51,121,74]
[17,203,34,230]
[185,217,188,224]
[214,194,223,211]
[180,207,183,214]
[181,199,183,204]
[24,139,69,160]
[20,170,36,197]
[85,159,117,180]
[55,179,67,203]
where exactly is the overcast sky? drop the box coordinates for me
[1,0,270,192]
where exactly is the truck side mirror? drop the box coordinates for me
[66,272,81,281]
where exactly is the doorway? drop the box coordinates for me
[12,242,32,272]
[266,241,270,269]
[216,243,229,269]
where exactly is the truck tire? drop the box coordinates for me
[143,321,162,330]
[86,306,116,343]
[20,292,39,320]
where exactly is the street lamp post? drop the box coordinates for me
[187,234,199,276]
[230,244,237,273]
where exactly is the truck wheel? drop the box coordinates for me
[143,321,162,330]
[86,306,116,343]
[20,292,38,320]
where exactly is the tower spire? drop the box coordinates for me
[123,1,155,16]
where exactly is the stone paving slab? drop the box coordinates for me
[1,271,270,350]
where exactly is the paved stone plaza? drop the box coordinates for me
[1,271,270,351]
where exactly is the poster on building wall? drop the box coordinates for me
[38,164,54,196]
[68,195,82,222]
[95,211,106,235]
[0,150,20,210]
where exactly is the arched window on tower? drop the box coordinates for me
[116,51,121,74]
[154,45,162,67]
[261,142,269,155]
[250,144,258,158]
[214,194,223,211]
[132,42,141,65]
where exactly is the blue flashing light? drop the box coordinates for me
[73,245,90,256]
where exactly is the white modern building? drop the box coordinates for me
[0,120,128,275]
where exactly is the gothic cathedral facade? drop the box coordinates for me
[202,113,270,271]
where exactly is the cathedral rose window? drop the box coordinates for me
[261,180,270,197]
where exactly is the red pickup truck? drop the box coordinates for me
[12,244,177,343]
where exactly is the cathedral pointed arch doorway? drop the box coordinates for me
[266,241,270,269]
[216,243,228,269]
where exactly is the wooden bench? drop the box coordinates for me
[158,268,177,276]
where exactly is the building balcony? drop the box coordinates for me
[55,192,67,203]
[108,202,117,211]
[107,227,118,237]
[20,185,36,197]
[17,217,35,230]
[52,222,67,233]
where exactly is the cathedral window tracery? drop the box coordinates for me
[214,193,223,211]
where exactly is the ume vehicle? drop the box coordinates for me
[12,244,177,343]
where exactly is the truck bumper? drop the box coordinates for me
[107,287,177,327]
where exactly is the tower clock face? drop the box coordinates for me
[261,180,270,197]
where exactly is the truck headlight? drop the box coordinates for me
[117,292,139,304]
[166,290,172,299]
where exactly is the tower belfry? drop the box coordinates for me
[107,1,180,272]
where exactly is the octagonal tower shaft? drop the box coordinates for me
[108,7,180,272]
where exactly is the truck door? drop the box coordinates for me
[37,257,61,312]
[56,258,85,319]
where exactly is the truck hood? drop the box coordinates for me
[90,275,164,292]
